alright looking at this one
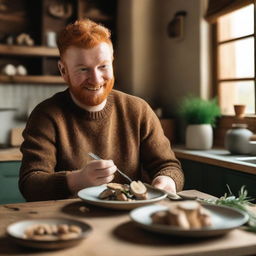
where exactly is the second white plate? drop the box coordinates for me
[130,203,249,237]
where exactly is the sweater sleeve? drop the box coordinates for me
[139,104,184,192]
[19,105,71,201]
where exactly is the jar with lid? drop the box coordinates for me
[225,123,253,154]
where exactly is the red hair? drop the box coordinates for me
[57,19,113,57]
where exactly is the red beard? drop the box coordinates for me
[68,77,114,106]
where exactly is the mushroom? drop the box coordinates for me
[151,210,168,225]
[99,189,114,199]
[198,207,212,227]
[177,201,202,228]
[166,207,190,229]
[107,183,126,191]
[130,181,148,200]
[115,190,128,201]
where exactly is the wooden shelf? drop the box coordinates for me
[0,44,59,57]
[0,75,65,84]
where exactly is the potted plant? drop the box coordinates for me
[179,96,221,149]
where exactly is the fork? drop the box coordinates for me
[88,152,133,183]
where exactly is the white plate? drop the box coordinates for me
[130,204,249,237]
[7,218,92,250]
[78,184,167,210]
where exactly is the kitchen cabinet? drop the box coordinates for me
[0,0,117,84]
[180,159,256,200]
[0,161,25,204]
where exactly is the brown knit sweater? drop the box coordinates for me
[19,89,184,201]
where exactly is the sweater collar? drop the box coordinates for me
[65,89,114,120]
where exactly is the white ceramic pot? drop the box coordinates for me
[185,124,213,150]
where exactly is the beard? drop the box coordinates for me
[68,75,114,107]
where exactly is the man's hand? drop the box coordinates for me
[67,159,117,195]
[152,175,177,193]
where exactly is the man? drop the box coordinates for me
[19,19,184,201]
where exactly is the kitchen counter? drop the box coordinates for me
[173,146,256,175]
[0,147,21,161]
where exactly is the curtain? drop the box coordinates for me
[205,0,254,23]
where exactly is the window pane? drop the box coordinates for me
[218,4,254,42]
[219,81,255,115]
[218,38,254,79]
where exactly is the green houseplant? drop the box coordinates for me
[179,96,221,149]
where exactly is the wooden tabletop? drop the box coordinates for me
[1,190,256,256]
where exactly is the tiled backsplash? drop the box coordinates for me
[0,83,66,119]
[0,83,66,146]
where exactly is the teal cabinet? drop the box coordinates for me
[180,159,256,199]
[0,161,25,204]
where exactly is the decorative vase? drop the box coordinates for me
[185,124,213,150]
[225,123,253,154]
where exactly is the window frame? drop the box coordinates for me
[212,3,256,117]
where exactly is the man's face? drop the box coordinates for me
[59,43,114,106]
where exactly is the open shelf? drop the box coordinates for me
[0,75,65,84]
[0,44,59,57]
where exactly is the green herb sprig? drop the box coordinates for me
[204,185,256,231]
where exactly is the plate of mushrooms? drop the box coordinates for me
[78,181,167,210]
[6,218,92,249]
[130,201,249,237]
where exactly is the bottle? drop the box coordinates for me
[225,123,253,154]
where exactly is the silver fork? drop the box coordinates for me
[88,152,133,183]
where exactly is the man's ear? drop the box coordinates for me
[58,60,68,81]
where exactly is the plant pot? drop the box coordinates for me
[185,124,213,150]
[234,104,246,119]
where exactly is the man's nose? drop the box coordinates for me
[88,70,103,85]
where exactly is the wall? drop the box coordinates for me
[117,0,210,115]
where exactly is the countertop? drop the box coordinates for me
[0,147,255,176]
[1,190,256,256]
[0,147,21,161]
[173,146,256,175]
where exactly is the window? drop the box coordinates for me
[215,4,255,115]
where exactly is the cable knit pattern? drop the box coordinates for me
[19,89,184,201]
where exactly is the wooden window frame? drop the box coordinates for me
[211,4,256,147]
[212,4,256,118]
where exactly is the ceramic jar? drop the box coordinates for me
[225,123,253,154]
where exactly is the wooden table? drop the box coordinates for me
[1,190,256,256]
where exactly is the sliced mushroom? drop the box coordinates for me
[99,189,115,199]
[166,207,190,229]
[151,210,168,225]
[198,207,212,227]
[130,181,148,200]
[177,201,202,228]
[115,191,128,201]
[107,183,125,191]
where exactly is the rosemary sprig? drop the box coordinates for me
[204,185,256,232]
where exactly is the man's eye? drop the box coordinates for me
[80,68,88,72]
[100,65,108,69]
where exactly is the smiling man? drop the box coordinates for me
[19,19,184,201]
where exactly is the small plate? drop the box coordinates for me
[78,184,167,210]
[7,218,92,250]
[130,204,249,237]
